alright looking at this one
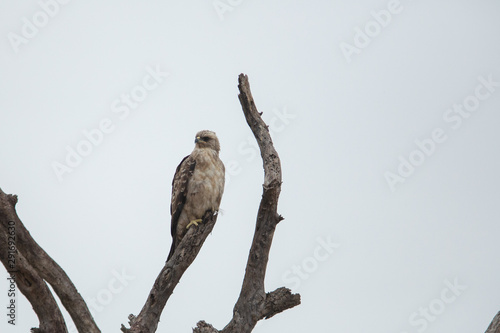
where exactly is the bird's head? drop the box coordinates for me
[194,130,220,152]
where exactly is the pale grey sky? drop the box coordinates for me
[1,1,500,332]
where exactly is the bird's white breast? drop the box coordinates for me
[185,148,225,218]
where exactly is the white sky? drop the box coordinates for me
[1,1,500,332]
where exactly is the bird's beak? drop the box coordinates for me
[195,136,201,143]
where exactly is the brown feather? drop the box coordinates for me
[168,155,196,260]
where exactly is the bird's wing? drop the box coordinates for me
[170,155,196,238]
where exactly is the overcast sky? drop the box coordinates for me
[1,1,500,332]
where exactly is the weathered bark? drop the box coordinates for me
[192,287,300,333]
[0,197,67,333]
[486,312,500,333]
[193,320,219,333]
[121,210,218,333]
[261,287,301,320]
[0,190,99,333]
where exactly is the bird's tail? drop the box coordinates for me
[167,239,176,261]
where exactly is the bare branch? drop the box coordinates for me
[261,287,301,320]
[486,312,500,333]
[0,188,100,333]
[0,212,67,332]
[206,74,299,333]
[237,74,281,189]
[122,210,219,333]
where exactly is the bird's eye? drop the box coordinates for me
[202,136,210,141]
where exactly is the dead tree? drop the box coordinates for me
[0,74,300,333]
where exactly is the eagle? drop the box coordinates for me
[167,130,225,260]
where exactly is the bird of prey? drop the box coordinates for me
[167,130,225,260]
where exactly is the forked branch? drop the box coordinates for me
[0,74,300,333]
[0,189,99,333]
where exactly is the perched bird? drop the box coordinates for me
[167,130,225,260]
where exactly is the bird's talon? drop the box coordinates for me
[186,219,203,229]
